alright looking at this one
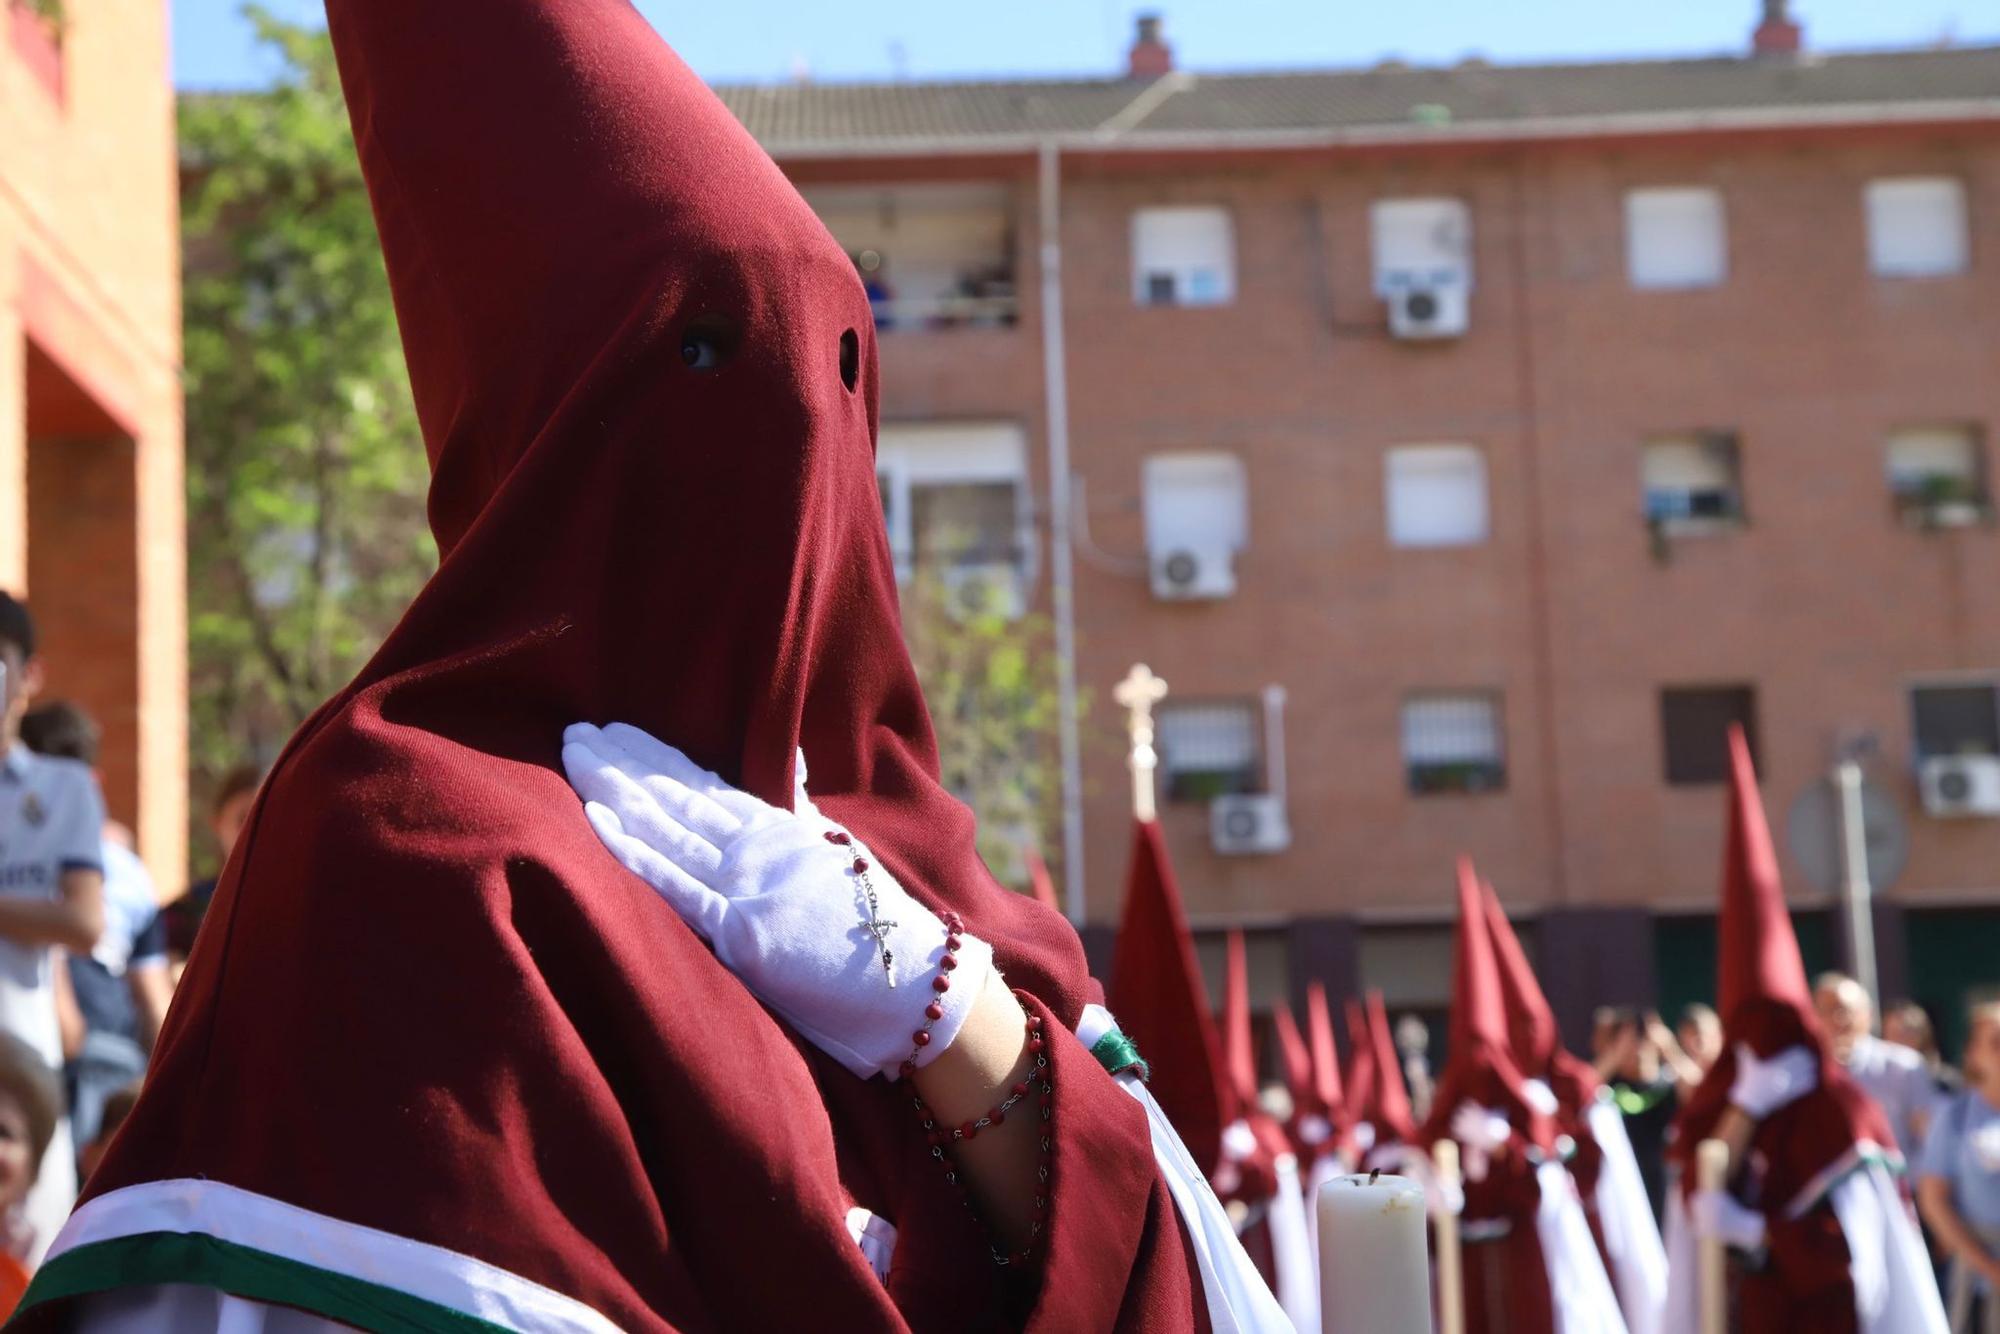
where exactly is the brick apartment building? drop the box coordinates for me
[1,0,185,887]
[719,4,2000,1048]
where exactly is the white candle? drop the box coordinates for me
[1317,1172,1434,1334]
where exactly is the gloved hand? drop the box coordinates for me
[1728,1042,1818,1120]
[1450,1102,1513,1183]
[1691,1187,1767,1251]
[1520,1078,1560,1117]
[561,722,995,1081]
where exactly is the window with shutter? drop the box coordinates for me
[1626,187,1727,290]
[1132,207,1236,307]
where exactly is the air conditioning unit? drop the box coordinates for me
[1386,281,1469,340]
[1149,544,1236,601]
[1920,755,2000,818]
[1210,793,1291,856]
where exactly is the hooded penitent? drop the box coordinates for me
[1671,728,1892,1204]
[1427,858,1561,1334]
[1485,875,1669,1334]
[1425,861,1554,1152]
[1666,728,1901,1330]
[15,3,1202,1329]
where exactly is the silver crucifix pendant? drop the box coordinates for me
[864,916,899,986]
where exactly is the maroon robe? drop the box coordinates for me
[16,2,1203,1329]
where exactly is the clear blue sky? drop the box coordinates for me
[172,0,2000,91]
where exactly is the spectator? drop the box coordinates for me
[1394,1013,1434,1124]
[1592,1006,1691,1219]
[76,1079,139,1185]
[18,702,171,1149]
[0,1032,61,1319]
[1890,998,1966,1099]
[1675,1001,1724,1077]
[0,593,106,1260]
[1917,1002,2000,1334]
[1816,970,1935,1155]
[162,763,262,972]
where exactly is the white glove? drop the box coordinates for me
[561,722,995,1081]
[1520,1078,1559,1116]
[1450,1102,1513,1184]
[1691,1187,1768,1251]
[1727,1042,1818,1120]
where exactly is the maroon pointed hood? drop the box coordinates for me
[1110,821,1229,1176]
[1423,858,1552,1150]
[1365,990,1420,1146]
[1482,875,1601,1111]
[1304,982,1348,1129]
[1222,930,1260,1114]
[1344,998,1381,1137]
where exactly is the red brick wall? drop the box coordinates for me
[799,125,2000,930]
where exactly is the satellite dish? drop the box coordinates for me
[1786,774,1909,897]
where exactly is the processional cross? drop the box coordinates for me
[1113,663,1170,822]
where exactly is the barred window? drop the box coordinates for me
[1156,700,1261,801]
[1402,693,1505,796]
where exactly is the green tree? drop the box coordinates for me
[180,9,433,791]
[901,572,1070,890]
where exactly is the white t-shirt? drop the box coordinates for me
[0,743,106,1065]
[1846,1033,1936,1158]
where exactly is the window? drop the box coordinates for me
[1866,178,1969,279]
[1660,686,1758,785]
[1371,198,1473,293]
[1157,700,1261,800]
[1143,453,1248,559]
[1626,187,1727,290]
[1911,683,2000,761]
[1886,425,1988,528]
[876,423,1031,615]
[1402,693,1505,795]
[1385,444,1488,548]
[1643,432,1743,533]
[1132,207,1236,307]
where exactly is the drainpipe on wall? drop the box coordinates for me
[1038,140,1088,924]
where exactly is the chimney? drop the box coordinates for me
[1752,0,1802,56]
[1128,13,1173,80]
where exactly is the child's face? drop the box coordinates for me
[212,791,256,860]
[0,645,41,740]
[0,1091,36,1215]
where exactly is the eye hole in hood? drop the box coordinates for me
[679,313,740,372]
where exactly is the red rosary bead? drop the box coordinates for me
[932,975,951,993]
[939,953,958,971]
[1011,1081,1030,1098]
[824,831,851,845]
[912,1029,931,1047]
[924,1002,944,1021]
[959,1121,978,1141]
[852,857,869,873]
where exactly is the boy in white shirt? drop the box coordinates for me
[0,593,106,1260]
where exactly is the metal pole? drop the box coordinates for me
[1263,684,1288,806]
[1834,761,1878,1005]
[1037,141,1087,925]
